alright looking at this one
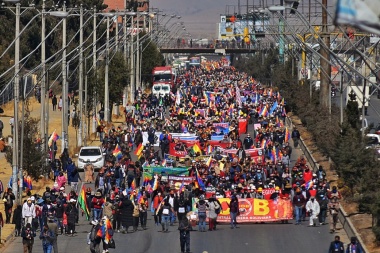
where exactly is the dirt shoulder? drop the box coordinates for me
[289,113,380,252]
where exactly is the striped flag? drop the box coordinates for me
[77,185,90,220]
[235,85,242,108]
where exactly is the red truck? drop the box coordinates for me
[152,66,175,96]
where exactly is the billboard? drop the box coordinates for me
[335,0,380,35]
[219,15,269,40]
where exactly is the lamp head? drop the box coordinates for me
[268,6,286,12]
[3,0,21,3]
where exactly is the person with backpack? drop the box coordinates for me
[195,195,209,232]
[207,194,221,231]
[160,197,174,233]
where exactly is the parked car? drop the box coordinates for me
[76,146,105,171]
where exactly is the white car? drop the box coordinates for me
[76,146,105,170]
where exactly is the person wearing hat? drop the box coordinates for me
[306,196,320,227]
[92,191,105,222]
[22,198,36,227]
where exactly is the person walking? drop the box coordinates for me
[178,217,191,253]
[153,192,163,226]
[92,191,104,222]
[306,196,320,227]
[70,168,82,192]
[21,223,36,253]
[40,224,55,253]
[195,195,208,232]
[291,127,300,148]
[47,215,59,253]
[0,119,4,138]
[328,235,344,253]
[118,193,134,233]
[132,200,140,232]
[292,187,306,225]
[85,163,95,183]
[65,199,78,236]
[207,195,220,231]
[3,188,15,224]
[227,195,239,229]
[328,196,340,233]
[89,220,101,253]
[346,237,363,253]
[22,198,36,226]
[160,197,173,233]
[139,195,148,230]
[58,96,62,111]
[52,95,57,111]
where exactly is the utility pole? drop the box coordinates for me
[78,4,83,146]
[123,14,128,106]
[104,15,110,122]
[12,2,21,197]
[92,6,97,134]
[61,2,68,151]
[40,0,46,151]
[130,16,135,104]
[320,0,331,109]
[279,0,284,64]
[136,12,140,91]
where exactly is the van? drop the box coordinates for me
[152,83,170,96]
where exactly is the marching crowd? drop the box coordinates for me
[2,59,363,253]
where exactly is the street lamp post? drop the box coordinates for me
[78,4,84,146]
[104,13,113,123]
[130,16,135,104]
[61,2,68,152]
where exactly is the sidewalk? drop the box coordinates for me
[0,97,78,248]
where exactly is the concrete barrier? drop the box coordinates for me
[286,116,369,252]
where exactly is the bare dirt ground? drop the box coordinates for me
[289,113,380,252]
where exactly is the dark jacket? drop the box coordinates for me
[118,198,134,227]
[21,226,36,244]
[329,241,344,253]
[65,204,78,224]
[12,205,22,228]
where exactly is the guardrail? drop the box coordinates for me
[285,116,369,252]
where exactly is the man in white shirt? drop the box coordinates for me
[22,198,36,225]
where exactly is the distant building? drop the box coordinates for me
[103,0,149,13]
[103,0,149,27]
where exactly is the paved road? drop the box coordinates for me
[1,124,346,253]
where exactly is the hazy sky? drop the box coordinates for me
[150,0,235,39]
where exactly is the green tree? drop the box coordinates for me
[5,100,47,180]
[97,51,129,114]
[345,100,360,129]
[141,35,165,85]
